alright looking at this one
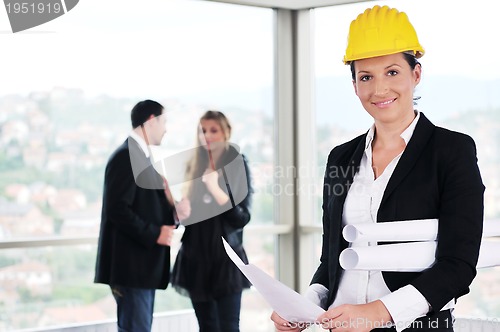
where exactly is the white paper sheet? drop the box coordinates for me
[339,240,500,271]
[342,219,439,243]
[222,238,325,323]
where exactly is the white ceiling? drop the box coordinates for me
[204,0,374,10]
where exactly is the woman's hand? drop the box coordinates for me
[317,301,392,331]
[202,168,230,205]
[270,311,309,331]
[202,168,220,192]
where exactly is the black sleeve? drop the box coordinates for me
[411,134,484,312]
[310,149,336,289]
[104,149,161,248]
[220,154,253,229]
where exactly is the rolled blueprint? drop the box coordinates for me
[342,219,438,243]
[476,241,500,268]
[339,240,500,271]
[483,220,500,237]
[339,241,437,272]
[343,219,500,243]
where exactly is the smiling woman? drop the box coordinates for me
[272,4,485,332]
[1,0,499,330]
[352,53,422,143]
[314,0,500,322]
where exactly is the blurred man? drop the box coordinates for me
[95,99,188,332]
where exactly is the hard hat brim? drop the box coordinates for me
[343,49,424,65]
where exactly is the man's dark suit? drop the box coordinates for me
[311,113,484,317]
[95,138,175,289]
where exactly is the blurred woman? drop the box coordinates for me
[172,110,252,332]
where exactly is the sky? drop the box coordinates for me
[0,0,499,99]
[0,0,273,98]
[314,0,500,79]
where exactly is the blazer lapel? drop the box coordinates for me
[326,135,366,306]
[380,113,435,207]
[347,137,366,186]
[330,135,366,212]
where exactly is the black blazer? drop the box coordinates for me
[95,138,176,289]
[311,113,484,313]
[171,146,252,301]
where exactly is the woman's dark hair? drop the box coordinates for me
[350,52,421,81]
[130,99,164,128]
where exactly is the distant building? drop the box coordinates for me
[46,152,76,172]
[59,203,101,236]
[38,304,108,327]
[48,189,87,215]
[0,199,54,238]
[23,135,48,169]
[0,261,52,296]
[5,184,30,204]
[0,120,29,146]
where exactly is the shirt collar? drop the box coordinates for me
[129,130,150,158]
[400,110,420,145]
[364,110,420,150]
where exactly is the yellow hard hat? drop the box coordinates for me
[343,5,424,64]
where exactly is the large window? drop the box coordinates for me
[0,0,275,330]
[314,0,500,320]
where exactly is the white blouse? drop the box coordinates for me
[306,112,453,332]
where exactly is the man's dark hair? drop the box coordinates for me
[130,99,164,128]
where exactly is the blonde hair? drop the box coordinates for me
[184,110,232,197]
[197,110,231,143]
